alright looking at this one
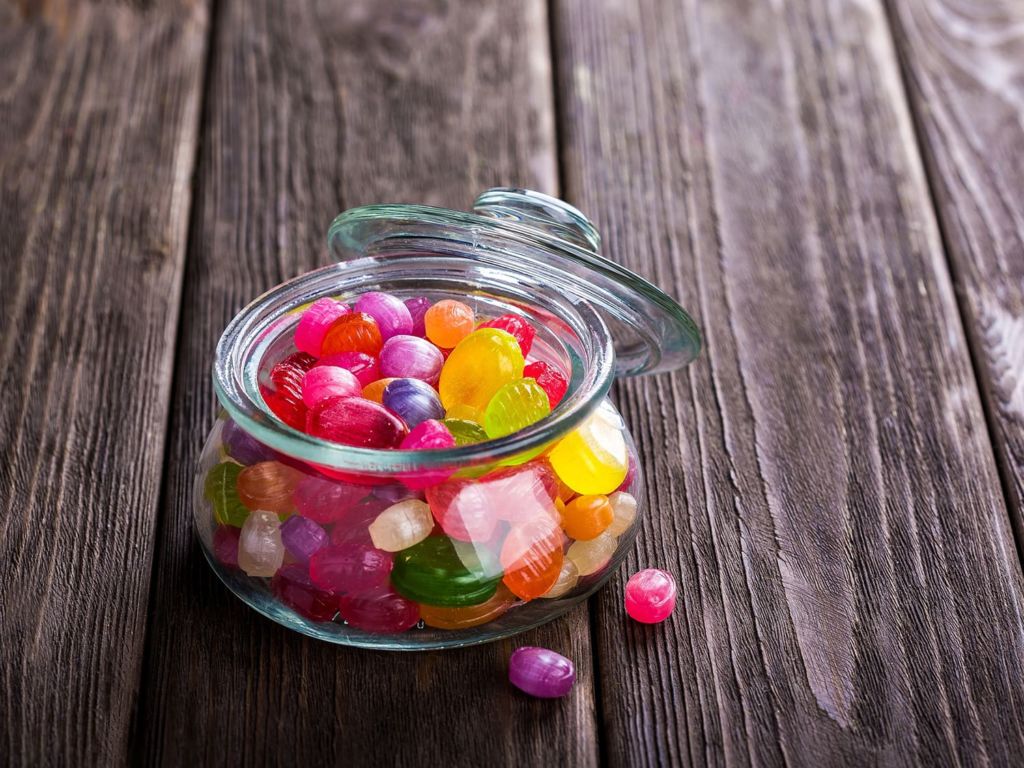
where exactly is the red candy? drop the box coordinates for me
[301,365,361,408]
[398,419,457,489]
[271,564,338,621]
[523,361,568,407]
[480,314,535,356]
[321,312,384,357]
[263,352,317,430]
[337,587,420,633]
[306,397,408,448]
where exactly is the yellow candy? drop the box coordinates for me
[548,402,628,494]
[483,378,550,439]
[438,328,524,412]
[445,403,483,423]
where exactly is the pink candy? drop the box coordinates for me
[294,298,349,356]
[398,420,456,489]
[306,397,408,448]
[354,291,414,340]
[624,568,677,624]
[315,351,380,387]
[337,587,419,633]
[309,541,394,593]
[379,335,444,383]
[301,366,361,408]
[292,474,366,524]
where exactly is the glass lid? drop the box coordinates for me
[327,188,701,377]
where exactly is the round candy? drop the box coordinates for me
[443,418,488,446]
[419,585,517,630]
[540,559,579,599]
[382,378,444,429]
[391,536,502,607]
[271,564,337,621]
[354,291,414,340]
[567,531,617,576]
[306,396,408,448]
[212,525,241,568]
[606,491,638,536]
[320,312,384,357]
[280,515,328,563]
[438,328,525,412]
[309,541,393,593]
[480,314,535,356]
[398,420,457,489]
[292,473,367,524]
[501,515,564,601]
[301,365,361,408]
[368,499,435,552]
[404,296,432,336]
[483,377,551,439]
[236,461,304,515]
[337,587,420,633]
[424,299,476,348]
[362,377,397,403]
[548,403,628,494]
[294,297,350,356]
[624,568,677,624]
[509,647,575,699]
[561,494,613,540]
[237,510,284,577]
[204,462,249,527]
[523,361,569,407]
[379,335,444,384]
[316,351,380,387]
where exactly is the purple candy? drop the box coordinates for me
[404,296,432,337]
[509,647,576,698]
[213,525,241,568]
[280,515,328,563]
[354,292,413,340]
[315,351,381,388]
[221,418,276,465]
[309,541,394,594]
[379,335,444,384]
[382,378,444,428]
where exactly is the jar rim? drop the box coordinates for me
[213,257,615,473]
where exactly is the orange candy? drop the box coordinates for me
[236,461,305,515]
[320,312,383,357]
[362,377,397,403]
[500,515,564,601]
[424,300,475,348]
[561,494,613,540]
[419,585,517,629]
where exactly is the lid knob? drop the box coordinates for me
[473,188,602,254]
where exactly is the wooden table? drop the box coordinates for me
[3,1,1023,765]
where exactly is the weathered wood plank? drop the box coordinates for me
[0,2,208,765]
[886,0,1024,524]
[552,0,1024,764]
[134,2,597,766]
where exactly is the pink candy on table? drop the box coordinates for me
[378,335,444,384]
[354,291,414,340]
[295,298,350,356]
[315,351,381,387]
[337,586,420,633]
[624,568,677,624]
[398,419,456,490]
[301,365,361,408]
[306,396,408,448]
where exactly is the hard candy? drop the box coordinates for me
[361,377,397,403]
[204,462,249,527]
[294,297,349,356]
[368,499,435,552]
[292,473,367,524]
[438,328,524,412]
[337,587,420,633]
[382,378,444,428]
[320,312,384,357]
[306,396,408,448]
[221,418,277,465]
[624,568,677,624]
[309,541,393,593]
[300,365,361,408]
[606,491,638,536]
[379,335,444,384]
[316,351,380,387]
[263,352,316,430]
[540,559,579,599]
[424,299,475,348]
[523,361,568,408]
[419,584,517,630]
[236,461,304,515]
[271,563,337,621]
[391,536,502,607]
[354,291,414,340]
[548,402,628,494]
[561,494,613,541]
[566,531,617,576]
[483,377,551,439]
[501,515,564,601]
[508,647,575,698]
[398,420,456,489]
[280,514,328,563]
[443,418,488,446]
[479,313,535,356]
[237,510,285,577]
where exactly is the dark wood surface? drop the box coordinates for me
[2,0,1023,765]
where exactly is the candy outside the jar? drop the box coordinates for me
[479,313,535,356]
[306,396,408,448]
[509,647,575,699]
[300,365,361,408]
[204,462,249,527]
[606,491,638,536]
[625,569,677,624]
[294,297,349,356]
[398,420,456,489]
[236,461,304,515]
[337,587,420,633]
[280,515,328,563]
[523,361,568,408]
[438,328,525,412]
[561,494,613,540]
[483,378,551,439]
[309,541,393,593]
[212,525,241,568]
[271,564,337,621]
[354,291,414,340]
[382,378,444,429]
[404,296,432,336]
[320,311,384,357]
[292,473,366,524]
[567,531,617,576]
[316,351,380,387]
[549,403,628,495]
[424,299,475,348]
[391,536,502,607]
[420,585,516,630]
[368,499,434,552]
[379,335,444,383]
[237,510,285,577]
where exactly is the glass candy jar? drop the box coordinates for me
[194,189,701,649]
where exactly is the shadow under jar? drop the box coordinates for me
[194,188,701,650]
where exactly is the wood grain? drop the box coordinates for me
[552,0,1024,764]
[133,1,597,766]
[0,1,208,765]
[886,0,1024,525]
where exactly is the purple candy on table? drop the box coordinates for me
[509,647,576,699]
[354,291,414,340]
[337,586,420,633]
[309,541,394,594]
[280,515,328,563]
[403,296,432,337]
[221,418,276,465]
[379,335,444,384]
[212,525,241,568]
[315,351,381,388]
[382,378,444,429]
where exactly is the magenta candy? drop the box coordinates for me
[271,564,337,621]
[354,292,413,340]
[292,474,367,524]
[316,351,381,387]
[309,541,393,593]
[221,418,277,465]
[295,298,349,356]
[212,525,240,568]
[398,420,457,489]
[379,335,444,384]
[404,296,432,336]
[280,515,328,563]
[337,587,420,633]
[306,396,409,448]
[509,647,575,698]
[624,569,677,623]
[301,366,361,408]
[382,378,444,428]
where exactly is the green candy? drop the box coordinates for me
[443,418,488,446]
[483,377,550,439]
[203,462,249,527]
[391,536,503,607]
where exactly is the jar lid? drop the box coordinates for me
[327,188,701,377]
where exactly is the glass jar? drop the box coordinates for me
[194,188,700,650]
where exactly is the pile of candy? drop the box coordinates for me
[203,292,640,635]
